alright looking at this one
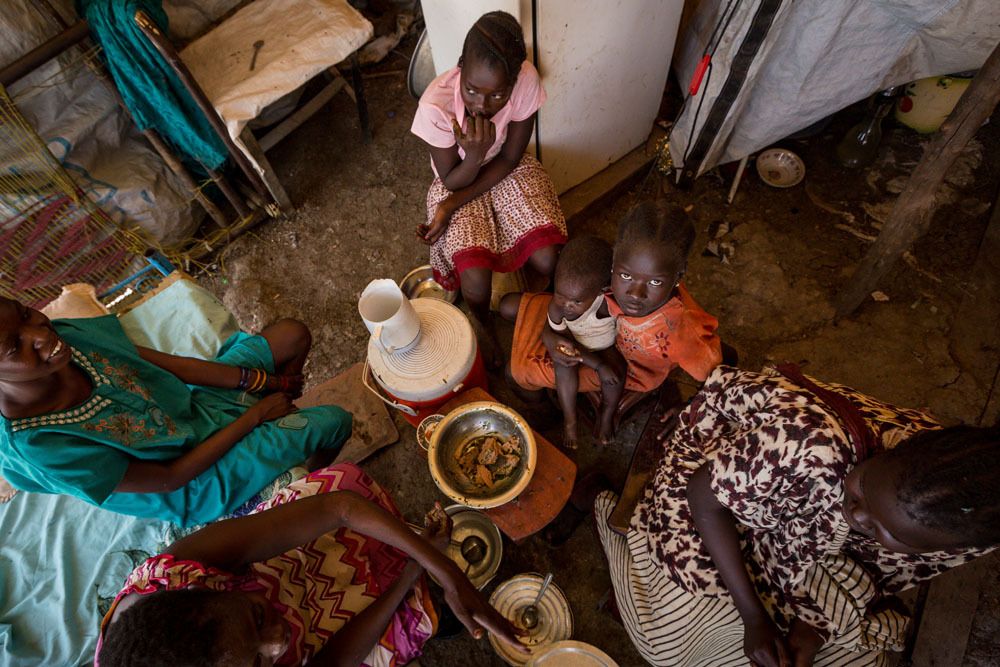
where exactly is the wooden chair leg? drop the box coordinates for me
[238,128,292,211]
[607,390,682,535]
[134,10,274,207]
[349,53,372,144]
[205,167,252,219]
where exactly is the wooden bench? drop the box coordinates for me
[438,387,577,543]
[607,382,682,535]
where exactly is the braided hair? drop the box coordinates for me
[614,200,696,271]
[98,589,225,667]
[886,425,1000,548]
[555,236,614,293]
[461,11,527,84]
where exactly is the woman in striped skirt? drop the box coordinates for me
[597,365,999,667]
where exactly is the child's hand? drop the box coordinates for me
[452,116,496,165]
[418,201,454,245]
[551,338,581,367]
[422,501,452,553]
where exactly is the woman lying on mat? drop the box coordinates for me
[0,297,350,526]
[595,365,999,667]
[96,463,526,667]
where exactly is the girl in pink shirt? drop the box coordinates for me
[411,11,567,359]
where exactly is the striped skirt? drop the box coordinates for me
[594,492,886,667]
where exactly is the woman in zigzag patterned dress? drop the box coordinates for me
[95,463,525,667]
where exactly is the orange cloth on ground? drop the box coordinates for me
[510,284,722,393]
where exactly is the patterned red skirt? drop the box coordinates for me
[426,153,567,291]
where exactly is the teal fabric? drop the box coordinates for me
[0,490,169,667]
[77,0,228,169]
[0,468,308,666]
[0,316,351,527]
[118,275,240,360]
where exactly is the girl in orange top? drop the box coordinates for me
[506,201,722,424]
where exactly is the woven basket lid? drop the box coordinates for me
[366,298,476,402]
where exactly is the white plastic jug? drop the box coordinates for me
[358,279,421,354]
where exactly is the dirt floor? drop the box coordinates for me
[198,51,1000,666]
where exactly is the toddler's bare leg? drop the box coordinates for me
[596,346,626,444]
[498,292,523,322]
[554,362,580,450]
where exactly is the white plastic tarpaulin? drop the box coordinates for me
[669,0,1000,179]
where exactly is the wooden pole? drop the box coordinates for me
[0,21,90,87]
[835,41,1000,319]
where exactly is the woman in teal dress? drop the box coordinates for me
[0,297,351,527]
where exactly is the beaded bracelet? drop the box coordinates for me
[237,367,250,391]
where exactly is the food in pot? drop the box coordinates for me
[454,434,522,491]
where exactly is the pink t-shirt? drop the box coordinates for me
[410,61,546,175]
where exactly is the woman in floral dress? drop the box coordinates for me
[596,364,999,667]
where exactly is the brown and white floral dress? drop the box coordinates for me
[596,365,993,667]
[411,62,567,291]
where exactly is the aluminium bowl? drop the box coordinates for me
[424,402,536,509]
[444,504,503,589]
[399,265,457,303]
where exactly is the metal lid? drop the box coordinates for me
[489,574,573,666]
[444,505,502,589]
[366,299,476,401]
[527,641,618,666]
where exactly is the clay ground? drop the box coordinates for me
[198,60,1000,665]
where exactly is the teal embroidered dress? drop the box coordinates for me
[0,316,351,526]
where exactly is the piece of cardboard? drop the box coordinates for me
[298,362,399,464]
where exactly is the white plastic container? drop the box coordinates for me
[363,298,487,425]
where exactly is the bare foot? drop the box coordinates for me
[597,405,616,445]
[562,420,579,451]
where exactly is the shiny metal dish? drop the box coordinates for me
[444,504,502,589]
[399,265,457,303]
[421,402,537,509]
[527,641,618,666]
[489,573,574,666]
[407,28,436,99]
